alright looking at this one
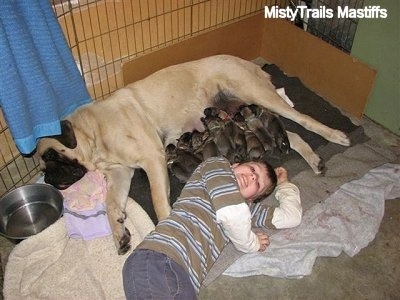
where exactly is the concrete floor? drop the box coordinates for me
[199,117,400,300]
[0,117,399,300]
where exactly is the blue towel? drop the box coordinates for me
[0,0,92,154]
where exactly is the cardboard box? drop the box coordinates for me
[122,13,376,118]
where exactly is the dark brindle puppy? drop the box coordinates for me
[165,132,202,182]
[201,107,246,163]
[239,105,276,155]
[248,104,290,154]
[233,113,265,160]
[217,110,247,163]
[201,107,233,160]
[191,129,219,161]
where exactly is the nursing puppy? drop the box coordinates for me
[37,55,350,255]
[201,107,247,163]
[191,130,219,160]
[217,110,247,163]
[166,132,202,182]
[233,113,266,160]
[239,105,276,155]
[246,104,291,155]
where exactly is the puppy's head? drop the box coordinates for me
[239,106,257,121]
[247,104,264,117]
[165,144,177,163]
[268,114,291,154]
[176,132,193,151]
[232,112,246,128]
[191,130,205,150]
[201,108,225,133]
[203,106,220,118]
[37,120,87,190]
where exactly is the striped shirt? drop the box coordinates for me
[136,156,300,293]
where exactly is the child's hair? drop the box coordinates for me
[253,159,277,203]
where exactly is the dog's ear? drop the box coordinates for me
[248,104,260,115]
[203,107,212,117]
[54,120,77,149]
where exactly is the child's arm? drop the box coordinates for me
[216,203,269,252]
[200,157,269,253]
[251,167,302,230]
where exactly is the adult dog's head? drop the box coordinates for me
[37,120,88,190]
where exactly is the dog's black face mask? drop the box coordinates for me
[41,148,87,190]
[40,120,86,190]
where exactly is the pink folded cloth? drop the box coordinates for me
[60,170,112,240]
[61,169,107,211]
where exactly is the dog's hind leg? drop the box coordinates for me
[272,101,350,147]
[222,61,350,147]
[287,131,325,174]
[104,166,135,255]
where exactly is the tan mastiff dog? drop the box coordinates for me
[37,55,350,254]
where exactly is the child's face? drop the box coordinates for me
[232,162,272,202]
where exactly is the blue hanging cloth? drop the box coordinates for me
[0,0,92,155]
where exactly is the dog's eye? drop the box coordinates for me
[72,168,85,177]
[42,149,58,161]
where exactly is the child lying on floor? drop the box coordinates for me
[122,156,301,299]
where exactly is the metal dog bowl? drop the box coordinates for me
[0,184,63,240]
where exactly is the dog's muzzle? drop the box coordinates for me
[41,149,87,190]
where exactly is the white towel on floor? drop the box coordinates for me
[224,163,400,278]
[3,199,155,300]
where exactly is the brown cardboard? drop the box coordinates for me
[122,15,264,85]
[260,18,377,118]
[122,13,376,118]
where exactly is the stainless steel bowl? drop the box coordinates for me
[0,183,63,240]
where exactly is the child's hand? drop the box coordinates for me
[256,232,269,252]
[275,167,288,185]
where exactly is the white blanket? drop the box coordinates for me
[4,199,155,300]
[224,163,400,278]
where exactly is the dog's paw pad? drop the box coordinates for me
[317,158,326,175]
[310,155,325,174]
[118,228,132,255]
[118,244,131,255]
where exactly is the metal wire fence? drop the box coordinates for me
[0,0,361,196]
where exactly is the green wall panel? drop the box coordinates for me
[351,0,399,135]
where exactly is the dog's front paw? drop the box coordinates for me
[309,154,325,174]
[316,157,326,175]
[118,227,131,255]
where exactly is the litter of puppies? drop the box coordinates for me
[166,103,289,182]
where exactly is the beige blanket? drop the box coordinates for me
[4,199,155,300]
